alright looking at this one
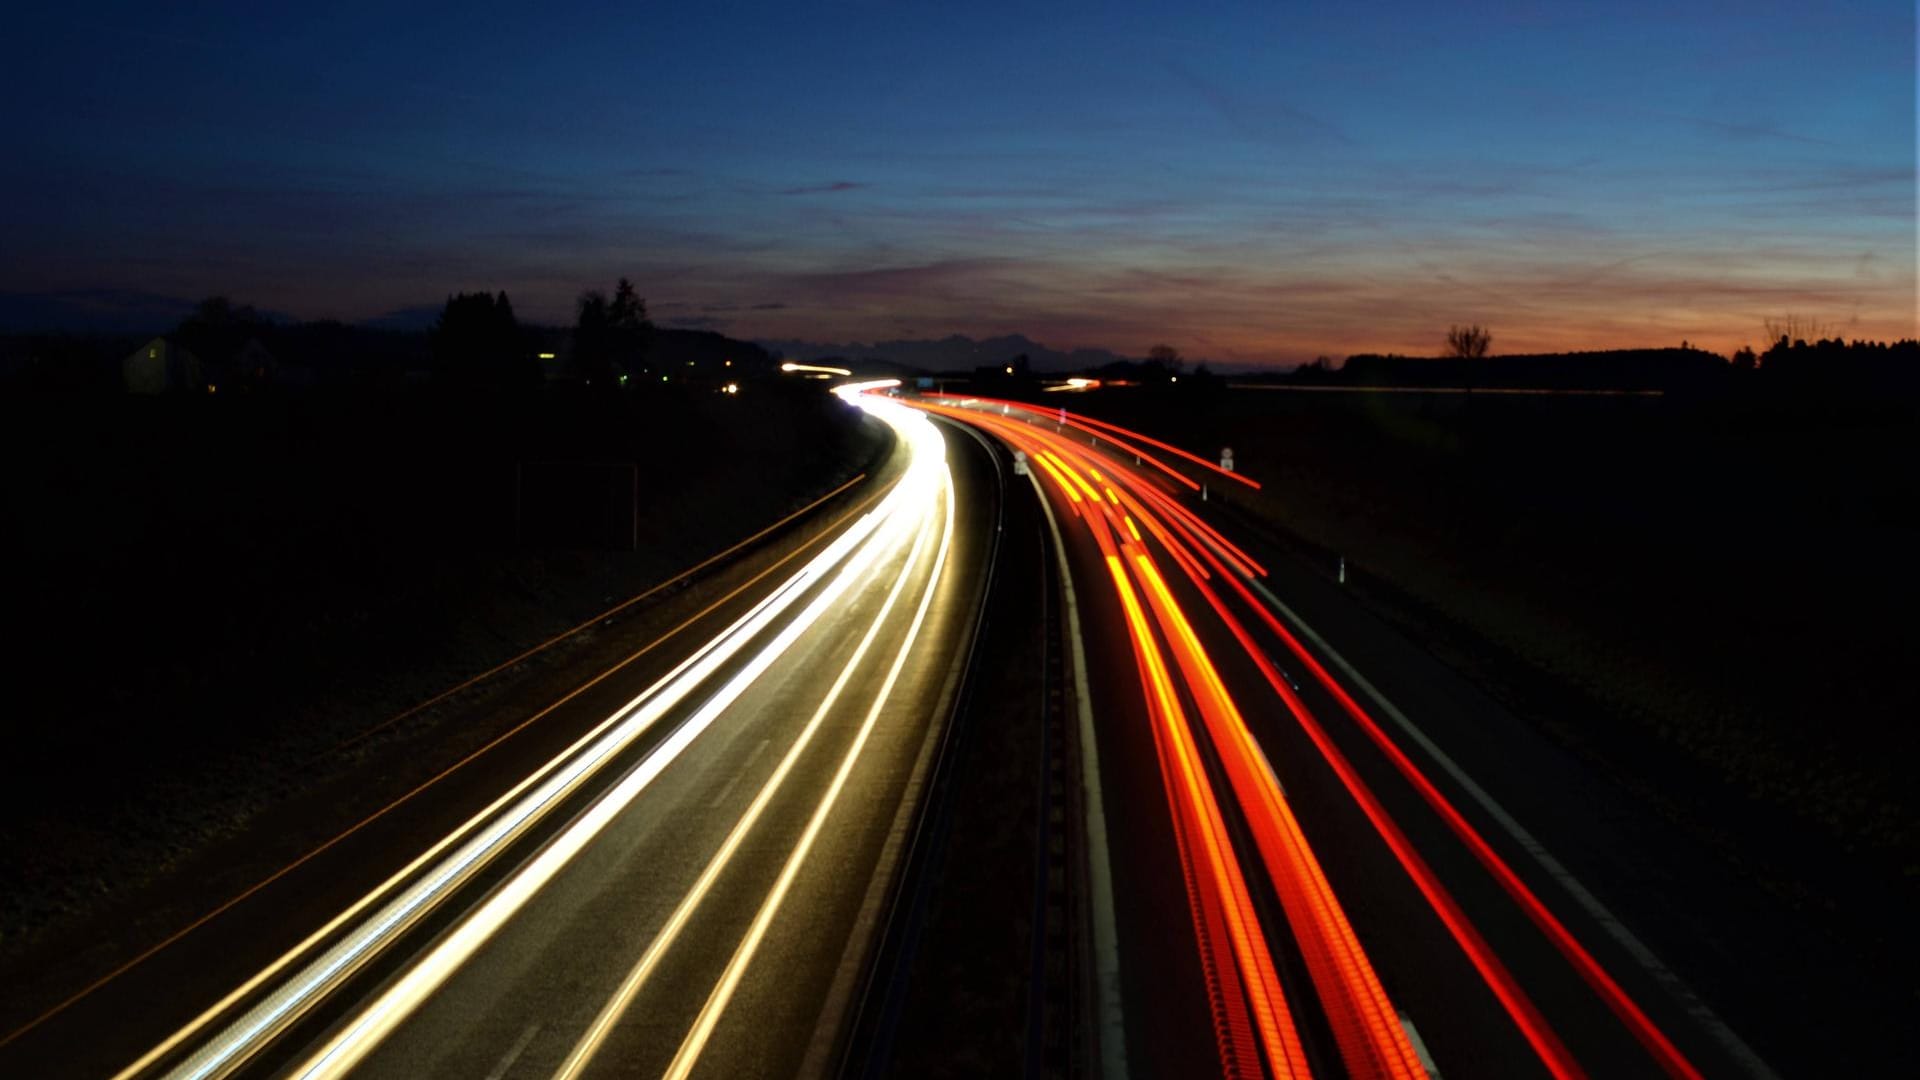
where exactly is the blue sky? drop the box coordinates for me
[5,0,1913,362]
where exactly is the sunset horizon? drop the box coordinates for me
[7,2,1912,366]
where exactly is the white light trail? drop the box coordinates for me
[130,391,947,1080]
[781,362,854,377]
[555,455,948,1079]
[664,434,955,1080]
[287,395,947,1079]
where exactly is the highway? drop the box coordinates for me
[0,385,1002,1079]
[905,390,1781,1079]
[0,382,1800,1079]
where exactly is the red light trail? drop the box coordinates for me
[894,389,1701,1080]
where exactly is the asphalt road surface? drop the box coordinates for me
[5,383,1861,1079]
[913,390,1791,1080]
[0,386,1001,1080]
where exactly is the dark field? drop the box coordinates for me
[1054,385,1917,899]
[0,384,879,951]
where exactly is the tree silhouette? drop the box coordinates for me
[1763,314,1829,349]
[569,278,653,388]
[179,295,266,334]
[432,291,532,389]
[1445,324,1492,358]
[1141,343,1184,384]
[607,278,652,378]
[571,290,613,388]
[1758,334,1920,392]
[176,296,271,387]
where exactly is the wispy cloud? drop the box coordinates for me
[777,181,867,196]
[1163,61,1353,148]
[1649,108,1839,147]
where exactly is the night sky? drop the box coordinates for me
[6,1,1914,363]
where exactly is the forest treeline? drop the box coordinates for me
[0,282,776,394]
[3,296,1915,399]
[1273,338,1920,396]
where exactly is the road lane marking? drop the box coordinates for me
[1243,575,1778,1079]
[704,771,744,810]
[1399,1013,1439,1079]
[706,739,773,809]
[482,1022,541,1080]
[661,460,956,1080]
[1030,465,1130,1080]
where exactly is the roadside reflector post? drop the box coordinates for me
[1201,483,1208,502]
[1339,556,1347,584]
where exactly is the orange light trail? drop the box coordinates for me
[931,390,1204,492]
[1043,450,1107,503]
[1107,553,1309,1079]
[905,395,1355,1075]
[913,396,1309,1073]
[1129,551,1423,1079]
[916,398,1260,580]
[1166,533,1584,1078]
[895,388,1705,1080]
[1198,536,1701,1079]
[939,387,1703,1079]
[930,390,1261,489]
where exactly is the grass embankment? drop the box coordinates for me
[0,383,882,954]
[1059,387,1917,892]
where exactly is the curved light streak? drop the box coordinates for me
[781,361,855,377]
[553,391,950,1079]
[914,389,1701,1080]
[903,392,1421,1076]
[127,385,945,1080]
